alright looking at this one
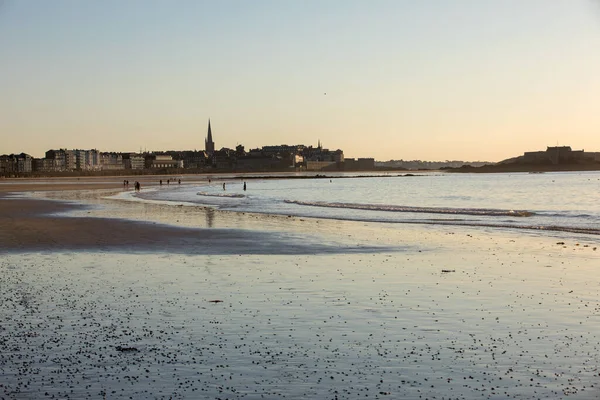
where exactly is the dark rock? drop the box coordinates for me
[115,346,138,352]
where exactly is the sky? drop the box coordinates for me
[1,0,600,161]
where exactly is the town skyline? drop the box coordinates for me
[4,118,490,163]
[1,120,381,175]
[2,117,594,174]
[0,116,583,164]
[2,1,600,161]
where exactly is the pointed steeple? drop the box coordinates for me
[205,119,215,156]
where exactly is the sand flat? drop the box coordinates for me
[1,180,600,399]
[0,194,389,255]
[2,242,599,399]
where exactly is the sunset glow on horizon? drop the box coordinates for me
[1,0,600,161]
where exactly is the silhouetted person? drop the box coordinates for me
[167,179,170,185]
[160,179,162,185]
[223,182,226,190]
[134,181,140,191]
[243,182,246,191]
[178,179,181,185]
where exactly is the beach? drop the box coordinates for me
[1,178,600,399]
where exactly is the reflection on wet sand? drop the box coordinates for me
[205,207,215,228]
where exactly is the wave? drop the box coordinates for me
[402,220,600,236]
[197,192,245,199]
[116,191,600,236]
[284,200,535,217]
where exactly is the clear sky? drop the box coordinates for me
[1,0,600,161]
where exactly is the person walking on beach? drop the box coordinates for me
[135,181,140,192]
[160,179,162,186]
[243,182,246,191]
[178,179,181,185]
[223,182,226,190]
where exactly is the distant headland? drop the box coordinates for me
[444,146,600,173]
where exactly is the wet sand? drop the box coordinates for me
[2,240,600,399]
[0,177,131,193]
[0,194,385,255]
[1,181,600,399]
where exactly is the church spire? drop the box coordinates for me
[205,119,215,156]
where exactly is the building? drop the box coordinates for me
[82,149,100,170]
[293,154,304,167]
[356,158,375,170]
[130,154,145,170]
[0,155,17,175]
[45,149,67,171]
[42,149,101,171]
[151,154,182,169]
[65,150,77,170]
[236,155,281,171]
[332,150,344,163]
[100,152,124,170]
[213,149,234,169]
[306,160,337,171]
[16,153,33,173]
[34,158,58,172]
[302,142,346,170]
[523,146,586,165]
[0,155,14,175]
[180,151,208,169]
[0,153,33,175]
[205,119,215,157]
[262,144,305,156]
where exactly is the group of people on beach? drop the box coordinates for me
[119,177,254,193]
[123,178,188,191]
[221,181,247,191]
[124,177,248,193]
[123,180,141,191]
[159,179,181,186]
[134,181,140,191]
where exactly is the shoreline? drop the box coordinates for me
[4,174,600,256]
[0,191,392,255]
[0,168,415,180]
[0,171,427,188]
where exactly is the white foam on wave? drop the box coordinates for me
[285,200,535,217]
[197,191,246,199]
[106,188,204,208]
[98,186,600,236]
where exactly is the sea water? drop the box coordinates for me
[120,171,600,236]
